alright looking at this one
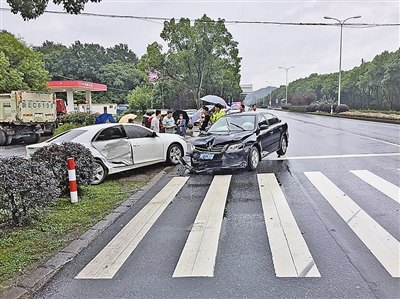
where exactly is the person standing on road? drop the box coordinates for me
[210,103,226,123]
[200,106,210,132]
[150,109,161,133]
[162,110,176,133]
[176,114,187,136]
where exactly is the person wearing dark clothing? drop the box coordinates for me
[176,114,187,136]
[200,106,210,132]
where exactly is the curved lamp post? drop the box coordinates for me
[266,80,275,107]
[279,66,294,104]
[324,15,361,106]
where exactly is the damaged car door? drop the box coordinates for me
[92,125,133,166]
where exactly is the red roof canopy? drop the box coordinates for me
[47,80,107,92]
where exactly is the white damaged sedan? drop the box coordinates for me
[26,123,187,184]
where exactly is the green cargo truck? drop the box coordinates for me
[0,90,57,145]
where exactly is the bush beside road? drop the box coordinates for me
[0,163,170,297]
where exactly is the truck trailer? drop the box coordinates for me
[0,90,57,145]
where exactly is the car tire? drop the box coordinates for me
[247,146,260,171]
[91,160,108,185]
[277,135,288,156]
[167,143,183,165]
[0,130,6,146]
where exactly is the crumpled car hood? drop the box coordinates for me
[192,131,255,147]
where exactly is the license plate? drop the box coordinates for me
[199,153,214,160]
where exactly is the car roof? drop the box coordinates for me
[224,111,260,116]
[69,123,143,132]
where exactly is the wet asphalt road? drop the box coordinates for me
[6,111,400,299]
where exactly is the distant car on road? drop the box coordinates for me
[116,104,130,115]
[227,101,242,114]
[188,111,288,173]
[26,123,187,184]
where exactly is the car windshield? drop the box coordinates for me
[208,115,255,133]
[46,129,87,143]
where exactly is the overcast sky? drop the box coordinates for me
[1,0,399,92]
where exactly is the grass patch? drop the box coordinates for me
[307,110,400,121]
[341,110,400,121]
[0,176,150,291]
[353,109,400,115]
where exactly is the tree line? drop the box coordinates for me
[262,48,400,111]
[1,14,243,110]
[1,22,398,112]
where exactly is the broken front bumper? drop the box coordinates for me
[189,147,251,173]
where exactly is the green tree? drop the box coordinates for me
[33,40,70,80]
[382,50,400,110]
[127,85,153,112]
[7,0,102,20]
[106,44,139,66]
[0,31,50,92]
[96,61,147,104]
[35,41,144,104]
[139,14,242,108]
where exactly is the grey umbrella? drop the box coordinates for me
[201,95,228,107]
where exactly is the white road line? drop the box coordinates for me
[270,152,400,161]
[173,175,231,277]
[350,170,400,204]
[75,176,189,279]
[257,173,321,277]
[304,171,400,277]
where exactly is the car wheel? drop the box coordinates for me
[91,160,108,185]
[0,130,6,146]
[167,143,183,165]
[277,135,288,156]
[247,146,260,171]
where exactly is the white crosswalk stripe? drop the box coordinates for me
[75,176,189,279]
[74,169,399,280]
[173,175,232,277]
[350,170,400,204]
[304,171,400,278]
[258,173,320,277]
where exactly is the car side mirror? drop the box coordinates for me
[152,132,157,137]
[260,124,269,130]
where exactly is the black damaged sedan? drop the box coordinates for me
[188,111,289,173]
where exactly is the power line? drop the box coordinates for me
[1,8,399,27]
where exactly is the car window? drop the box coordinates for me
[145,110,155,116]
[265,113,279,125]
[48,129,86,143]
[209,115,256,132]
[258,114,268,127]
[94,125,127,141]
[124,125,154,138]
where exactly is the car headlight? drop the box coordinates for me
[188,142,195,151]
[226,143,244,152]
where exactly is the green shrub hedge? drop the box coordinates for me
[60,112,100,126]
[0,157,61,226]
[30,142,95,195]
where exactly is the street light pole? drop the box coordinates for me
[279,66,294,104]
[266,80,275,107]
[324,15,361,106]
